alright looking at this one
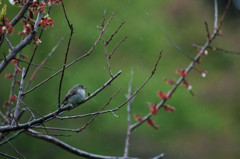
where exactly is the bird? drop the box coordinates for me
[61,84,87,106]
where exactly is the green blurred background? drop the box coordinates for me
[1,0,240,158]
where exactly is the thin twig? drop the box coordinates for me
[29,131,71,137]
[61,0,71,28]
[0,58,55,69]
[7,58,20,115]
[58,26,73,107]
[105,21,126,45]
[151,153,164,159]
[123,71,134,158]
[33,126,81,132]
[209,45,240,55]
[159,25,194,61]
[108,36,128,59]
[4,36,13,49]
[11,68,25,127]
[101,12,114,77]
[2,134,26,159]
[192,43,240,55]
[214,0,218,29]
[103,33,113,77]
[58,0,74,107]
[111,51,162,113]
[56,105,128,120]
[0,151,18,159]
[204,21,210,40]
[0,130,24,146]
[76,89,120,132]
[218,0,232,30]
[20,100,44,120]
[24,37,64,91]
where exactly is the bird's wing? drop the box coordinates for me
[61,86,78,104]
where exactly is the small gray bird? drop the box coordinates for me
[61,84,87,105]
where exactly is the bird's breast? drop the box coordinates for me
[68,89,85,104]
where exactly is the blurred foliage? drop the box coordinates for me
[0,0,240,159]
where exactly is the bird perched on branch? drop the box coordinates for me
[61,84,87,106]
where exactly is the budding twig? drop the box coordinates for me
[130,0,232,132]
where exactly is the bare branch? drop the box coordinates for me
[26,129,138,159]
[23,14,114,96]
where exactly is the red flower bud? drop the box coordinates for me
[157,91,168,100]
[146,118,159,130]
[134,114,142,121]
[11,59,19,63]
[148,103,158,115]
[3,101,9,108]
[176,69,188,77]
[10,96,17,102]
[164,104,176,112]
[5,73,13,79]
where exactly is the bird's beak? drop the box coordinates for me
[83,86,87,89]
